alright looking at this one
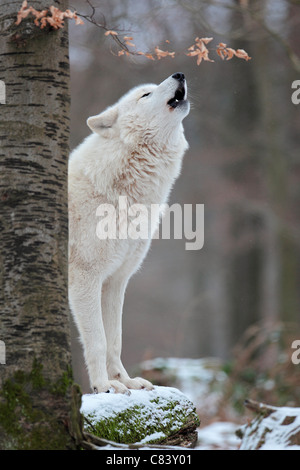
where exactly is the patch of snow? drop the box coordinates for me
[139,432,166,444]
[260,443,300,451]
[195,422,241,450]
[140,357,227,405]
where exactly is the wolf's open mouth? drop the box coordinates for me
[167,84,186,109]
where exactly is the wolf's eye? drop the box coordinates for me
[141,92,151,98]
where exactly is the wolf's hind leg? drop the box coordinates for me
[69,266,129,394]
[102,275,154,391]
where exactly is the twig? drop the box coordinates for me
[83,416,97,434]
[83,431,129,448]
[81,431,186,450]
[244,399,276,417]
[76,2,138,57]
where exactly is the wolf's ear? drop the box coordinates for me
[87,105,118,134]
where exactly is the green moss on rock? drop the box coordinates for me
[81,386,200,446]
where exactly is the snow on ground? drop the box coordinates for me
[195,422,241,450]
[140,357,227,406]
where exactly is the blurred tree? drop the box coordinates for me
[173,0,300,356]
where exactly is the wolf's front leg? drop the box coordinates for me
[102,275,154,391]
[69,266,128,394]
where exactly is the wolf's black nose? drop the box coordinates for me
[172,72,185,82]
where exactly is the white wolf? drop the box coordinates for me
[68,73,190,393]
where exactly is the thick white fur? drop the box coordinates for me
[68,74,189,393]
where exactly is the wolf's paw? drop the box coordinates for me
[93,380,130,395]
[118,376,154,391]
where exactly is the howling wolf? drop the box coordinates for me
[68,73,189,393]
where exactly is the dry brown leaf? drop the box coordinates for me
[15,1,84,29]
[187,37,214,65]
[187,37,251,65]
[155,47,175,59]
[186,50,200,57]
[216,43,251,61]
[235,48,251,60]
[225,47,236,60]
[135,51,155,60]
[104,30,118,36]
[216,48,225,60]
[145,53,155,60]
[75,16,84,26]
[124,40,135,47]
[199,37,213,44]
[15,1,32,25]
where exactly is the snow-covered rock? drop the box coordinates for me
[80,386,200,447]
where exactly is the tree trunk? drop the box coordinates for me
[0,0,78,449]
